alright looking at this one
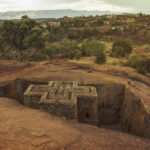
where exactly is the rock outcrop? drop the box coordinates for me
[121,89,150,139]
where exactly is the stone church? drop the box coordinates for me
[24,81,99,125]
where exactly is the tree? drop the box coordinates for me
[29,26,43,48]
[1,16,43,60]
[112,39,133,57]
[43,42,61,58]
[81,41,106,56]
[60,39,80,59]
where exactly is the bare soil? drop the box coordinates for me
[0,98,150,150]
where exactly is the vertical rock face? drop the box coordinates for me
[94,83,125,125]
[0,82,10,97]
[77,96,98,125]
[9,79,48,103]
[121,89,150,139]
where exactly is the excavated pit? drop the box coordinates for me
[0,78,150,139]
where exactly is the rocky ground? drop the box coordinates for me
[0,59,150,150]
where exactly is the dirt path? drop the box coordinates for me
[0,98,150,150]
[0,61,44,82]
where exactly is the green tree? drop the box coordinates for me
[81,41,106,56]
[43,42,61,58]
[112,39,133,57]
[1,16,43,60]
[60,39,80,59]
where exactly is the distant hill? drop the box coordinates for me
[0,9,120,20]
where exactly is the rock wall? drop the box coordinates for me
[1,79,48,103]
[121,89,150,139]
[40,103,76,119]
[77,96,99,125]
[89,83,125,125]
[0,82,10,97]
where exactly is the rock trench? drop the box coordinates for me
[0,79,150,139]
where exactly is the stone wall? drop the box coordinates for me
[40,103,76,119]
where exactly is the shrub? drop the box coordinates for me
[30,52,45,61]
[111,46,124,58]
[75,51,81,60]
[43,40,81,60]
[43,42,60,58]
[137,67,146,74]
[145,58,150,72]
[68,32,79,40]
[46,34,57,42]
[95,51,106,64]
[128,54,147,74]
[112,39,133,57]
[145,45,150,52]
[128,54,139,68]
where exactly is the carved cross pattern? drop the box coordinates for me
[24,81,97,105]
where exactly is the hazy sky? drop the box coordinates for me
[0,0,149,13]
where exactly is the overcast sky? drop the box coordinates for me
[0,0,149,13]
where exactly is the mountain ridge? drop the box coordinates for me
[0,9,122,19]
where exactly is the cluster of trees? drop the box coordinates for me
[43,39,81,60]
[61,18,85,28]
[42,39,106,64]
[0,15,44,60]
[60,16,107,28]
[44,14,150,45]
[67,28,100,40]
[0,15,107,63]
[45,26,100,42]
[1,15,150,76]
[110,39,150,74]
